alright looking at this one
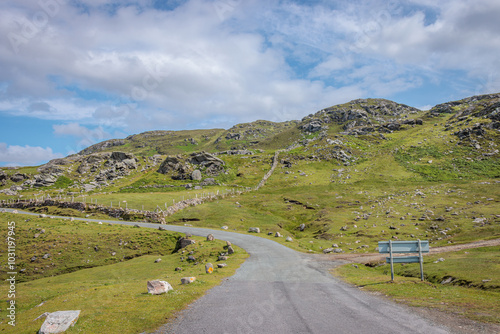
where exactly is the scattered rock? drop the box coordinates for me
[217,263,227,268]
[323,248,334,254]
[147,280,173,295]
[299,223,306,231]
[275,232,281,237]
[178,237,196,249]
[191,170,202,181]
[181,277,196,284]
[227,246,234,254]
[221,226,228,230]
[218,255,228,261]
[206,234,215,241]
[248,227,260,233]
[205,263,214,274]
[39,310,81,334]
[175,267,182,271]
[154,258,162,263]
[441,277,454,284]
[286,236,293,242]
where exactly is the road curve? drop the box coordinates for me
[3,209,450,334]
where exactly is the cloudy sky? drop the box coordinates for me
[1,0,499,166]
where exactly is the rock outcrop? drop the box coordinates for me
[158,152,225,180]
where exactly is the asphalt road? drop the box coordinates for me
[3,209,451,333]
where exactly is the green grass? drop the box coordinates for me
[0,213,248,334]
[334,246,500,324]
[0,213,180,282]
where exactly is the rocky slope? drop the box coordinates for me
[0,93,499,196]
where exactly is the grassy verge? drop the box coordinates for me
[0,213,248,333]
[333,246,500,324]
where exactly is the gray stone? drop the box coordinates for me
[34,174,57,187]
[205,263,214,274]
[0,189,17,196]
[178,238,195,249]
[206,234,215,241]
[323,248,334,254]
[299,224,306,231]
[227,246,234,254]
[248,227,260,233]
[218,255,228,261]
[147,280,173,295]
[10,173,27,183]
[191,170,202,181]
[181,277,196,284]
[39,310,80,334]
[82,184,97,192]
[154,258,162,263]
[274,232,281,237]
[217,263,227,268]
[286,236,293,242]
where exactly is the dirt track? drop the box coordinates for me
[323,238,500,265]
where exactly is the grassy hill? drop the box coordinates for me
[1,93,499,328]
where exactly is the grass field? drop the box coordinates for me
[334,246,500,324]
[0,213,248,333]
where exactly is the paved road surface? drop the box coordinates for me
[3,209,451,333]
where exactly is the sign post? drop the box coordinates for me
[378,240,429,281]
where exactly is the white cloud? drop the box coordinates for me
[53,123,112,148]
[0,0,499,143]
[0,142,63,167]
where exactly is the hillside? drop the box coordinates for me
[0,93,499,252]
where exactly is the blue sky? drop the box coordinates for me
[1,0,499,166]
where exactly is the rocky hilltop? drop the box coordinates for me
[299,98,420,133]
[0,93,499,197]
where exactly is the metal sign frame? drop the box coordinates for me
[378,240,429,281]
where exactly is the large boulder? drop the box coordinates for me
[147,280,173,295]
[189,152,224,166]
[300,120,323,132]
[177,237,196,249]
[39,310,80,334]
[33,174,57,187]
[0,170,7,185]
[10,173,28,183]
[158,156,183,174]
[191,170,202,181]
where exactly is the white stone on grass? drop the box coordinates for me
[39,310,80,334]
[147,280,173,295]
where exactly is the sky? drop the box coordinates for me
[1,0,499,167]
